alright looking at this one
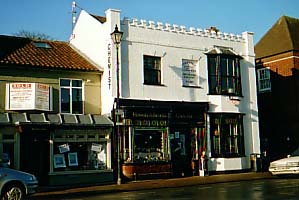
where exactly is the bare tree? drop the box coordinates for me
[14,30,53,40]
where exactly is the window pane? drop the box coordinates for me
[61,88,70,113]
[134,130,165,162]
[209,76,218,94]
[144,55,161,85]
[72,88,83,114]
[60,79,70,86]
[221,57,227,76]
[208,56,217,75]
[72,80,82,87]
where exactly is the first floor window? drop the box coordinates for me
[60,79,83,114]
[208,54,242,96]
[210,113,245,157]
[257,68,271,93]
[143,55,162,85]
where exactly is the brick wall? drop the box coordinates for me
[258,51,298,77]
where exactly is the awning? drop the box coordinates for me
[0,113,114,127]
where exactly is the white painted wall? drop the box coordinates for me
[70,9,121,115]
[71,8,260,171]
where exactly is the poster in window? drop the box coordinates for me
[58,144,70,153]
[182,59,199,87]
[91,143,102,152]
[97,150,106,164]
[68,152,78,166]
[53,154,66,168]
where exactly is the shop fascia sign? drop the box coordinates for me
[5,82,53,111]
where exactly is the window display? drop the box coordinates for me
[210,113,245,157]
[53,142,107,171]
[124,129,169,163]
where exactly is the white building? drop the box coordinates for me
[70,8,260,178]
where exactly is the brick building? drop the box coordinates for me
[255,16,299,160]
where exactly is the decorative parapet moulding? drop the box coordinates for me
[125,17,244,42]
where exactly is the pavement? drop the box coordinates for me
[32,172,275,198]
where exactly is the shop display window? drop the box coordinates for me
[131,129,169,163]
[210,113,245,157]
[53,142,107,171]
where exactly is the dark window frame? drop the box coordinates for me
[143,55,162,85]
[208,54,242,96]
[210,113,245,158]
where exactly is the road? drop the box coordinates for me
[31,178,299,200]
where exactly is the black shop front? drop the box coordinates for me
[114,99,208,180]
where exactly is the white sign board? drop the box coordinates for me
[6,83,52,111]
[182,59,199,87]
[91,143,102,152]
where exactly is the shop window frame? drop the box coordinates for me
[124,128,169,163]
[51,132,109,172]
[210,113,245,158]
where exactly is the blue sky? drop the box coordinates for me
[1,0,298,44]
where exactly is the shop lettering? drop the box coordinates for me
[131,119,167,127]
[11,83,32,89]
[214,118,237,124]
[107,44,112,89]
[175,113,193,119]
[132,112,168,118]
[38,83,49,90]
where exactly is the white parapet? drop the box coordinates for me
[125,17,245,42]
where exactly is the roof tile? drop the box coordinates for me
[255,16,299,59]
[0,35,102,72]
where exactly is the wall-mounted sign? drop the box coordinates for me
[107,43,112,90]
[5,83,52,111]
[182,59,199,87]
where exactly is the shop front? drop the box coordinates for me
[0,113,114,186]
[115,99,208,180]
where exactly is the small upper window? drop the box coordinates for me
[257,68,271,93]
[143,55,162,85]
[60,79,83,114]
[33,42,52,49]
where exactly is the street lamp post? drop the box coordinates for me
[111,24,123,185]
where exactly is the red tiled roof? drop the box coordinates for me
[0,35,102,72]
[255,16,299,59]
[91,14,106,23]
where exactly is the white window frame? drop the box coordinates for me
[59,78,84,114]
[257,68,271,93]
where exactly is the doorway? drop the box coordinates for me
[170,128,192,177]
[20,129,50,185]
